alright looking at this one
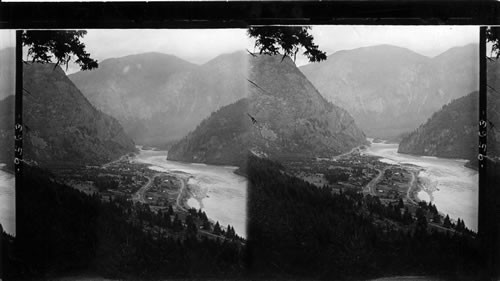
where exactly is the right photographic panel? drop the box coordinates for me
[244,25,486,280]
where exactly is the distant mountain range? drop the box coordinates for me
[69,51,249,146]
[398,59,500,163]
[0,43,482,169]
[300,44,479,138]
[168,54,367,166]
[0,58,136,168]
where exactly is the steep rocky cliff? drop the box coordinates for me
[22,63,136,167]
[168,54,367,166]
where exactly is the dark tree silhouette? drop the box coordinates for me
[443,214,452,228]
[247,26,327,63]
[22,30,98,71]
[487,27,500,58]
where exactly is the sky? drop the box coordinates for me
[0,26,479,73]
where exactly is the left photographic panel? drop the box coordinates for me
[0,30,16,236]
[4,29,250,280]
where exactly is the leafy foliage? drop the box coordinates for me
[22,30,98,71]
[487,27,500,58]
[247,26,327,63]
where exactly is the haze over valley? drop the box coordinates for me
[69,51,249,146]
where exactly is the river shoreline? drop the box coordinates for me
[364,140,478,231]
[134,148,247,237]
[0,165,15,235]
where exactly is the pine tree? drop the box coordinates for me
[398,198,404,209]
[173,214,183,232]
[203,220,211,231]
[433,212,441,224]
[443,214,452,228]
[186,215,198,236]
[403,207,413,225]
[214,221,222,235]
[247,26,327,63]
[415,207,428,236]
[164,213,172,229]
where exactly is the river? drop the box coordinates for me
[0,164,15,235]
[133,149,247,238]
[364,141,478,231]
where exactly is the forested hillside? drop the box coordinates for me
[1,166,245,280]
[246,155,485,280]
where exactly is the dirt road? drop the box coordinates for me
[364,168,384,195]
[406,171,418,205]
[175,177,187,211]
[132,173,161,203]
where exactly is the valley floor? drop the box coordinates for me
[283,145,471,235]
[53,153,243,242]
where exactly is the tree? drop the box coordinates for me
[455,218,466,232]
[415,207,428,236]
[22,30,98,71]
[213,221,222,235]
[443,214,452,228]
[402,207,414,225]
[247,26,327,63]
[225,225,236,239]
[172,214,183,232]
[486,27,500,58]
[186,214,198,236]
[433,212,441,224]
[15,31,97,176]
[397,198,405,210]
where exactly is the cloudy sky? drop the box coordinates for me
[1,26,479,73]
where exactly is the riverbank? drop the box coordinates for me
[0,166,15,235]
[365,140,478,231]
[134,148,247,237]
[406,169,422,204]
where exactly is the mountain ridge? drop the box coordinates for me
[21,62,136,168]
[69,51,249,146]
[398,58,500,164]
[168,54,367,166]
[300,43,479,138]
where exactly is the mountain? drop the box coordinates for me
[168,54,367,166]
[18,63,136,168]
[300,44,479,138]
[69,51,249,146]
[0,48,15,169]
[0,48,15,100]
[398,59,500,161]
[0,95,14,170]
[486,59,500,160]
[397,91,479,159]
